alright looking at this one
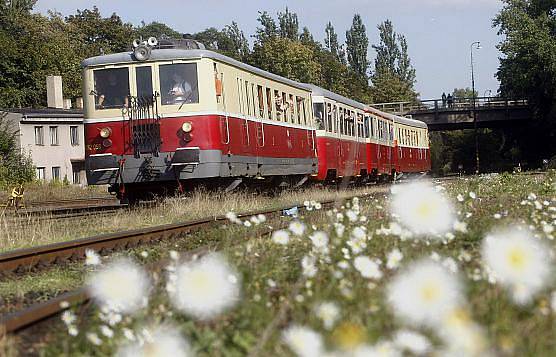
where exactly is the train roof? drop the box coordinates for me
[301,84,368,110]
[81,49,309,91]
[367,106,428,128]
[303,84,427,129]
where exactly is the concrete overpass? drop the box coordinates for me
[371,97,532,131]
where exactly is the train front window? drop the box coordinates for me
[94,68,130,109]
[159,63,199,105]
[136,66,153,101]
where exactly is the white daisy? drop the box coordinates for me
[289,221,307,236]
[87,259,150,314]
[301,255,318,278]
[386,248,403,270]
[116,325,191,357]
[85,249,101,266]
[393,329,431,355]
[354,256,382,279]
[481,226,552,304]
[272,230,290,245]
[390,182,455,236]
[169,253,240,319]
[309,231,329,251]
[282,325,323,357]
[314,302,340,330]
[387,259,464,327]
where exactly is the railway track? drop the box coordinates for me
[0,189,386,336]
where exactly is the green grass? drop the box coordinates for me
[0,185,385,253]
[7,172,556,356]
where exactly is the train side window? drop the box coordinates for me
[289,94,295,123]
[244,81,251,116]
[364,116,369,138]
[266,88,272,120]
[313,102,324,130]
[257,85,264,118]
[274,90,282,121]
[251,84,257,118]
[326,104,332,132]
[94,67,130,109]
[339,109,344,135]
[237,78,243,115]
[301,98,307,125]
[296,96,302,125]
[282,92,288,122]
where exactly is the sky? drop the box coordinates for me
[34,0,505,100]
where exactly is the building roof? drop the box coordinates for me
[4,108,83,119]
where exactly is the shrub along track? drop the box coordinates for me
[0,186,389,337]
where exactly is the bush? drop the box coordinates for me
[0,112,35,188]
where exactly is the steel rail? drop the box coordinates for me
[0,192,380,275]
[0,189,390,335]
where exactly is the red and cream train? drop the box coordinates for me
[83,39,430,201]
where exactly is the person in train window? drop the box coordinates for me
[167,72,192,104]
[97,72,129,108]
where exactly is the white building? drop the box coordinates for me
[1,76,86,185]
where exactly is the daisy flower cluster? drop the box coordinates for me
[54,173,556,356]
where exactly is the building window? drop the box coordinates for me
[70,126,79,146]
[52,166,61,181]
[34,126,44,145]
[73,170,81,184]
[36,167,45,180]
[50,126,59,145]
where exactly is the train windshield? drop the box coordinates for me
[93,68,130,109]
[159,63,199,105]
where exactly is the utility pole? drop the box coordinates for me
[470,41,481,174]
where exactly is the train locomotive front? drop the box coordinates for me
[83,39,318,201]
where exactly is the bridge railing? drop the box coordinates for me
[371,97,528,115]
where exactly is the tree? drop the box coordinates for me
[370,20,417,103]
[494,0,556,164]
[345,14,369,78]
[66,7,134,58]
[278,7,299,40]
[135,21,181,40]
[220,22,250,61]
[452,88,477,99]
[0,112,34,187]
[250,37,321,84]
[254,11,278,44]
[324,22,345,64]
[299,27,315,47]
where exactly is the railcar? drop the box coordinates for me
[82,38,430,201]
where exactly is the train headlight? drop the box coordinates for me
[182,122,193,133]
[99,127,112,138]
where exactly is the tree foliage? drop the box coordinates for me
[278,7,299,40]
[0,4,416,111]
[135,21,181,40]
[324,22,346,64]
[345,14,370,79]
[0,112,35,186]
[494,0,556,163]
[370,20,417,103]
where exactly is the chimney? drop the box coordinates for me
[63,98,72,109]
[46,75,64,109]
[75,97,83,109]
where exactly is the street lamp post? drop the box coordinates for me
[471,41,481,174]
